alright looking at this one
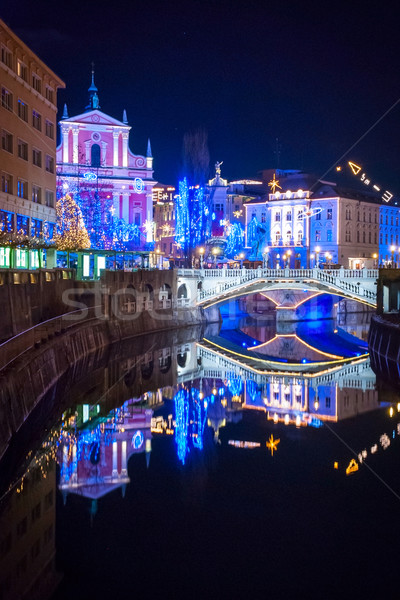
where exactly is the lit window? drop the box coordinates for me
[327,208,332,220]
[17,179,28,199]
[32,110,42,131]
[327,229,332,242]
[1,87,13,111]
[45,190,54,207]
[32,185,41,204]
[1,173,13,194]
[17,60,28,81]
[17,99,28,121]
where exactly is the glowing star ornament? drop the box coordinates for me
[268,173,282,194]
[266,434,280,456]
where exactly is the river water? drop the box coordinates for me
[1,295,400,599]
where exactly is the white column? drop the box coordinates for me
[122,132,129,167]
[62,126,69,163]
[113,192,120,219]
[146,192,153,242]
[112,441,118,477]
[122,193,129,222]
[113,132,119,167]
[85,141,91,164]
[121,441,127,477]
[101,141,107,165]
[72,128,79,164]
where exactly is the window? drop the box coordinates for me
[44,525,53,546]
[275,213,281,222]
[363,212,366,222]
[261,213,266,223]
[45,155,54,173]
[327,208,332,220]
[385,234,388,244]
[297,230,302,242]
[134,213,141,226]
[17,99,28,121]
[17,179,28,199]
[18,139,28,160]
[286,230,292,241]
[45,120,54,139]
[345,230,351,242]
[327,229,332,242]
[32,185,41,204]
[380,233,383,244]
[1,46,12,69]
[32,110,41,131]
[91,143,101,167]
[45,86,54,103]
[362,231,366,243]
[297,210,303,220]
[45,190,54,207]
[31,502,41,523]
[286,212,292,221]
[315,230,321,241]
[1,87,13,111]
[325,397,331,408]
[391,216,394,226]
[315,210,321,220]
[357,231,360,243]
[1,130,13,153]
[369,212,372,223]
[1,173,13,194]
[0,210,13,232]
[380,214,383,224]
[17,60,27,81]
[386,215,388,225]
[31,218,42,237]
[32,148,42,167]
[32,73,42,94]
[31,539,40,560]
[368,232,372,244]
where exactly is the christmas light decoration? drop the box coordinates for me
[175,178,210,261]
[54,194,91,251]
[225,223,245,257]
[346,161,394,202]
[174,389,190,465]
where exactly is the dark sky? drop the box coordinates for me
[2,0,400,189]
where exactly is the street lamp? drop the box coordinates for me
[325,252,331,268]
[310,253,315,268]
[286,249,292,268]
[283,253,287,269]
[390,245,396,268]
[315,246,321,268]
[199,246,205,269]
[212,247,219,267]
[372,253,378,268]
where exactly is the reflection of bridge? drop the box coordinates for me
[177,268,378,307]
[177,342,376,392]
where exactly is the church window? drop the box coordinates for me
[91,144,101,167]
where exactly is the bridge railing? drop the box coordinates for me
[187,267,378,303]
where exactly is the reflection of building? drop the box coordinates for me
[58,401,152,504]
[0,18,64,250]
[0,462,60,599]
[56,72,156,248]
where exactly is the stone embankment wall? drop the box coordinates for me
[0,268,221,461]
[368,314,400,387]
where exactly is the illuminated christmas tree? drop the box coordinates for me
[225,223,245,257]
[54,194,91,251]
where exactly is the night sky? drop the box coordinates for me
[2,1,400,189]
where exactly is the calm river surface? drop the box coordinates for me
[1,296,400,599]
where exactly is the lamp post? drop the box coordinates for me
[199,247,205,269]
[286,249,292,268]
[325,252,331,268]
[212,247,218,267]
[315,246,321,268]
[372,253,378,268]
[282,253,287,269]
[310,253,315,268]
[263,246,269,269]
[390,245,396,268]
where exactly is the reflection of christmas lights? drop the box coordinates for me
[266,434,280,456]
[346,161,393,203]
[228,440,261,449]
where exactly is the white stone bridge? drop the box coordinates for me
[177,267,378,308]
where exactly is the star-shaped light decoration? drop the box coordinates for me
[268,173,282,194]
[233,209,243,218]
[266,434,280,456]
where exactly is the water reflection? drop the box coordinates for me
[1,301,400,597]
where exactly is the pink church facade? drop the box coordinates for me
[56,74,156,247]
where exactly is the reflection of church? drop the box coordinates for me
[58,401,152,505]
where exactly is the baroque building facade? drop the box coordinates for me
[56,73,156,249]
